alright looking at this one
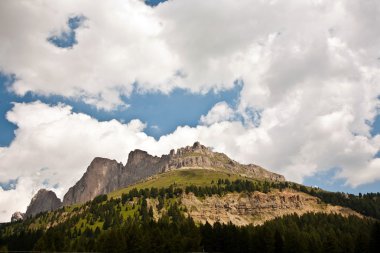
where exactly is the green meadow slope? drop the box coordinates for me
[108,168,248,198]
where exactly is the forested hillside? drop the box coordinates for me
[1,202,379,252]
[1,178,380,252]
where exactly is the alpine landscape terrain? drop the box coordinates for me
[1,142,379,252]
[1,0,380,252]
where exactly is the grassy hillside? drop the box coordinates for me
[108,168,249,198]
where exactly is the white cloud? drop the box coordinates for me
[200,102,235,125]
[0,177,38,217]
[0,0,180,110]
[1,0,378,110]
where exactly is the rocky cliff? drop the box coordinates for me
[63,158,124,206]
[180,190,361,226]
[63,142,285,205]
[25,189,62,218]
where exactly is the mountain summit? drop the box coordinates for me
[63,142,284,205]
[25,189,62,218]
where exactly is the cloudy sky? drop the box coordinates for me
[0,0,379,222]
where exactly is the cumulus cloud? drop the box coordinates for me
[200,102,235,125]
[0,0,180,110]
[1,0,377,110]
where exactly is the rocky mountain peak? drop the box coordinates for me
[89,157,120,169]
[126,150,158,168]
[63,157,123,206]
[173,142,213,157]
[62,142,285,206]
[192,141,208,151]
[25,189,62,218]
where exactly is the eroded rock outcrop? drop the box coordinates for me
[63,142,285,205]
[180,190,361,226]
[25,189,62,218]
[11,212,25,222]
[166,142,284,181]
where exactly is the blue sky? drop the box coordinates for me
[0,72,241,145]
[304,170,380,195]
[0,0,379,221]
[47,15,86,49]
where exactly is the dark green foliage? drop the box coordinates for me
[157,195,164,210]
[92,194,107,204]
[94,226,101,236]
[369,222,380,253]
[149,206,154,218]
[294,186,380,220]
[1,204,378,253]
[150,187,159,198]
[199,213,376,253]
[139,198,151,223]
[0,229,43,251]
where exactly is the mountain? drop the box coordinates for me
[63,142,284,205]
[1,170,379,252]
[25,189,62,218]
[3,142,379,252]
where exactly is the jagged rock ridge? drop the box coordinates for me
[63,142,285,206]
[25,189,62,218]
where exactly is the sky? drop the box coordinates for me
[0,0,379,222]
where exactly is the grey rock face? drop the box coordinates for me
[63,142,285,206]
[11,212,25,222]
[63,158,123,206]
[25,189,62,218]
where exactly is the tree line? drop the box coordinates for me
[1,204,379,252]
